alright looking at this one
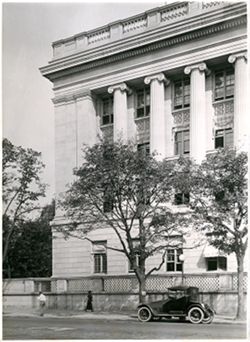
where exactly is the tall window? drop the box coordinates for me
[103,190,114,213]
[136,88,150,118]
[206,257,227,271]
[102,98,113,125]
[128,239,140,273]
[174,130,190,155]
[174,79,190,109]
[166,249,183,272]
[214,69,234,101]
[215,128,233,149]
[93,241,107,273]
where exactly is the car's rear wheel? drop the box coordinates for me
[188,307,204,324]
[202,311,214,324]
[138,306,152,322]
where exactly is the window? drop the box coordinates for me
[102,98,113,125]
[174,78,190,109]
[174,130,190,155]
[128,239,140,273]
[128,254,140,273]
[215,128,233,149]
[206,257,227,271]
[93,241,107,273]
[166,249,183,272]
[174,192,190,205]
[214,69,234,101]
[137,143,150,156]
[103,190,114,213]
[136,88,150,118]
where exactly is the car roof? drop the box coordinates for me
[168,286,199,291]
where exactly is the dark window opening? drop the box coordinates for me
[215,129,233,149]
[206,256,227,271]
[174,192,190,205]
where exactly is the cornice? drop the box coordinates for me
[43,16,246,82]
[52,89,93,105]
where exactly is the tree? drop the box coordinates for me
[60,140,192,302]
[2,138,46,268]
[177,148,247,319]
[2,201,54,278]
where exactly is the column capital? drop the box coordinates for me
[144,72,170,85]
[108,82,132,95]
[184,62,210,75]
[228,51,247,64]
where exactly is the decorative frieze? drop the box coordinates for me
[135,117,150,143]
[213,100,234,128]
[172,110,190,127]
[101,124,114,143]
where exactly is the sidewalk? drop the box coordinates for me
[3,308,246,324]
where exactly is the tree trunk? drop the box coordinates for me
[138,274,147,303]
[236,253,245,320]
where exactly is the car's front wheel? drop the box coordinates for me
[138,306,152,322]
[188,307,204,324]
[202,311,214,324]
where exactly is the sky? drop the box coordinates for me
[2,1,164,203]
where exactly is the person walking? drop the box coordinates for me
[38,291,46,316]
[85,290,93,312]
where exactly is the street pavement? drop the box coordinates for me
[3,314,247,340]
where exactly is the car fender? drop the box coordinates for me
[187,303,205,313]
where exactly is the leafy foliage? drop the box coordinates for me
[175,148,248,319]
[3,201,54,278]
[2,138,46,264]
[61,140,192,300]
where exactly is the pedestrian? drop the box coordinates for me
[85,290,93,312]
[38,291,46,316]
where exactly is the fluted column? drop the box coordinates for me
[228,51,248,151]
[184,62,209,163]
[144,73,169,159]
[108,83,131,142]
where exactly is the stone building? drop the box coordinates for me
[41,2,248,283]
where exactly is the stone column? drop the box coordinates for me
[75,90,97,167]
[184,62,209,163]
[144,73,169,159]
[228,51,248,151]
[108,83,131,142]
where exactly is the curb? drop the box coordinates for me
[3,312,246,324]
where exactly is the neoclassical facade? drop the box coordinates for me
[41,1,248,278]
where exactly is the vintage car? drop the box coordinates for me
[137,286,215,324]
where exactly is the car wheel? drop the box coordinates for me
[188,307,204,324]
[202,311,214,324]
[138,306,152,322]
